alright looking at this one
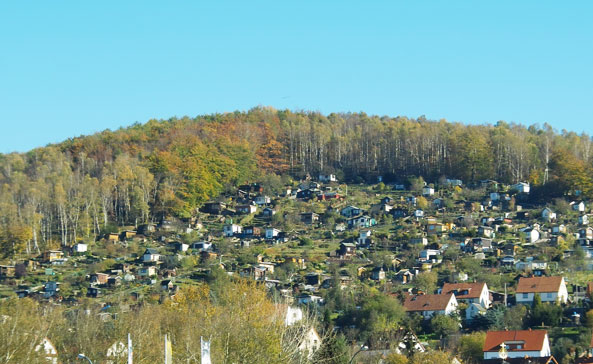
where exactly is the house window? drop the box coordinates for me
[546,293,553,299]
[522,293,528,299]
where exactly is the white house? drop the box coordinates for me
[223,223,242,237]
[422,186,435,196]
[358,230,372,245]
[515,276,568,304]
[541,208,557,222]
[73,243,88,253]
[319,174,337,183]
[483,330,551,360]
[572,201,586,212]
[142,248,162,263]
[441,282,491,308]
[403,293,458,319]
[521,227,540,243]
[512,182,530,194]
[580,215,590,225]
[419,249,440,263]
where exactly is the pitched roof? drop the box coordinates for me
[516,277,564,294]
[483,330,548,352]
[441,282,486,299]
[403,293,454,312]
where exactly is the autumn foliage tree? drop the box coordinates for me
[0,279,321,364]
[0,108,592,255]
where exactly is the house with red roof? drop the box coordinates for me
[483,329,551,360]
[441,282,491,308]
[516,276,568,304]
[403,293,457,319]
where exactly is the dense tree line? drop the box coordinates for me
[0,106,592,255]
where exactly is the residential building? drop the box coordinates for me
[422,186,435,196]
[142,248,162,263]
[347,215,376,229]
[340,205,362,218]
[572,201,586,212]
[223,223,242,237]
[542,208,557,222]
[403,293,458,319]
[237,204,257,214]
[515,276,568,304]
[254,195,271,205]
[72,243,88,253]
[483,330,551,360]
[512,182,531,194]
[338,242,356,257]
[441,282,491,308]
[319,174,337,183]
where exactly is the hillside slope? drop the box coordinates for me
[0,106,591,255]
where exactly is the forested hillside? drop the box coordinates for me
[0,107,591,255]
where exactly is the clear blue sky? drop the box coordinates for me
[1,1,592,153]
